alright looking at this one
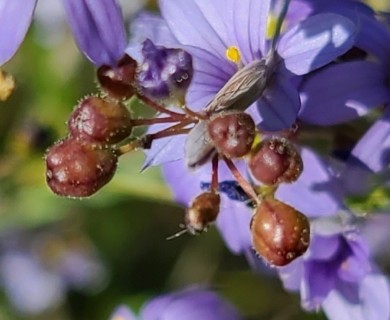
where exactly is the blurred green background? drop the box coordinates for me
[0,1,389,319]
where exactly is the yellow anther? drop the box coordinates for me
[266,14,278,40]
[0,69,15,101]
[225,46,241,64]
[266,13,287,40]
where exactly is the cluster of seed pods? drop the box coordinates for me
[182,111,309,266]
[45,43,310,267]
[45,55,137,197]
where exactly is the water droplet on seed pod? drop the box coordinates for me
[250,198,310,266]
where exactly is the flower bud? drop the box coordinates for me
[207,112,255,158]
[185,191,220,234]
[248,137,303,185]
[137,39,193,102]
[68,96,132,145]
[251,198,310,266]
[97,54,137,100]
[45,138,118,198]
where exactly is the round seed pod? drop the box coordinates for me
[68,96,132,145]
[45,138,118,198]
[97,54,137,100]
[207,112,255,158]
[251,198,310,266]
[185,191,221,234]
[248,137,303,185]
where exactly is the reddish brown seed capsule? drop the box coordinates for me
[207,112,255,158]
[97,54,137,100]
[45,138,118,198]
[185,191,221,234]
[68,96,132,144]
[248,137,303,185]
[250,198,310,266]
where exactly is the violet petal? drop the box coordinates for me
[159,0,228,60]
[322,274,390,320]
[162,160,198,207]
[143,135,186,170]
[216,195,252,254]
[229,0,270,62]
[62,0,126,66]
[256,75,300,131]
[299,61,389,125]
[306,234,340,261]
[0,0,37,65]
[278,13,356,75]
[301,260,336,310]
[337,236,371,283]
[346,110,390,173]
[278,258,304,292]
[185,46,234,109]
[360,274,390,320]
[276,148,344,217]
[141,288,242,320]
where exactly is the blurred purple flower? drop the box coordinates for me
[130,0,357,167]
[110,305,137,320]
[0,251,64,315]
[0,0,37,65]
[278,216,390,320]
[110,287,242,320]
[0,229,107,316]
[0,0,128,67]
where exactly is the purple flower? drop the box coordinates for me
[130,0,357,167]
[291,0,390,125]
[137,39,193,102]
[109,287,242,320]
[278,216,390,320]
